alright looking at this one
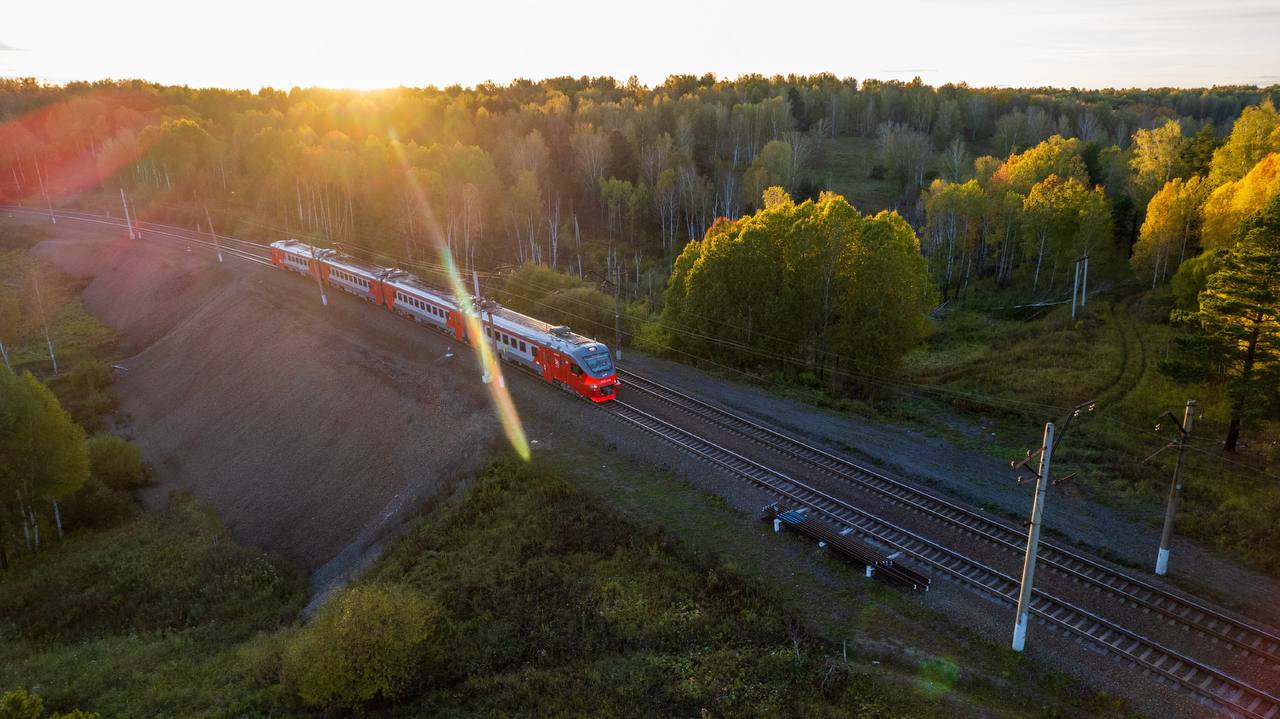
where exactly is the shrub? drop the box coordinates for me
[630,320,670,354]
[281,584,443,709]
[0,689,43,719]
[68,360,112,396]
[86,434,146,490]
[0,689,98,719]
[238,630,293,683]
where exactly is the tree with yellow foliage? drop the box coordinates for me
[1132,176,1209,286]
[1130,119,1189,205]
[1207,100,1280,186]
[1201,153,1280,250]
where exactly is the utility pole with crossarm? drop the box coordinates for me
[1010,399,1096,652]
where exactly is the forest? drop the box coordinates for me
[2,76,1276,375]
[2,76,1278,442]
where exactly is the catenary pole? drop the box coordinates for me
[310,245,328,306]
[1071,259,1081,321]
[120,188,136,240]
[204,205,223,263]
[35,157,55,224]
[1012,422,1055,652]
[32,275,58,375]
[1081,255,1088,307]
[1156,399,1196,576]
[474,270,492,385]
[613,261,623,362]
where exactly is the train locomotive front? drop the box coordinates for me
[565,341,618,402]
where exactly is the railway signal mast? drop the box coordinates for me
[1010,399,1095,652]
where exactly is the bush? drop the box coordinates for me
[238,630,293,683]
[0,689,43,719]
[0,689,98,719]
[68,361,112,396]
[630,320,670,354]
[86,434,146,490]
[281,584,444,709]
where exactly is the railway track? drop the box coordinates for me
[616,368,1280,667]
[3,206,274,267]
[606,376,1280,718]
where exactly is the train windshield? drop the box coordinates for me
[581,348,614,377]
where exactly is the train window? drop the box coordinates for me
[519,341,526,352]
[570,364,582,376]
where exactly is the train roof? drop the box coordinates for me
[488,305,604,354]
[385,274,460,310]
[270,239,315,255]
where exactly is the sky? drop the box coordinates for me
[2,0,1278,91]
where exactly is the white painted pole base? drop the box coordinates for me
[773,518,781,533]
[1012,612,1029,652]
[1155,547,1170,576]
[217,252,224,263]
[482,372,491,385]
[865,565,873,578]
[320,294,328,306]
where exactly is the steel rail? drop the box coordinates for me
[2,207,273,267]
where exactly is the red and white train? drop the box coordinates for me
[269,240,619,402]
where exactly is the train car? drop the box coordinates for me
[323,254,388,305]
[268,238,617,402]
[383,272,467,342]
[481,306,618,402]
[270,239,331,281]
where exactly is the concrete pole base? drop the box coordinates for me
[1012,612,1029,652]
[1155,547,1170,576]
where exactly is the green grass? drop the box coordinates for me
[542,446,1139,718]
[899,286,1280,576]
[1,230,121,430]
[0,495,307,718]
[1,251,117,375]
[812,136,902,211]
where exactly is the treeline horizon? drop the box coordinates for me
[1,75,1275,291]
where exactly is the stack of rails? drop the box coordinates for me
[766,504,930,592]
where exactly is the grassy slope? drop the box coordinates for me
[1,454,1138,718]
[360,454,1133,718]
[0,497,308,717]
[1,224,119,427]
